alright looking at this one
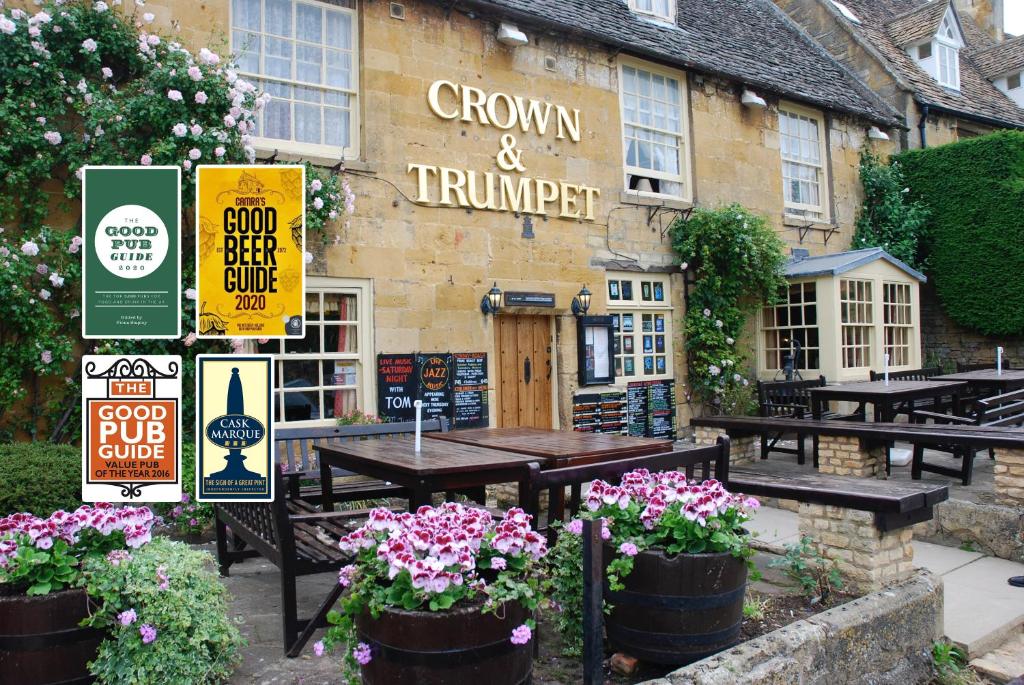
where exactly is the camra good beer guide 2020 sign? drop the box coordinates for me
[82,166,181,338]
[196,355,274,502]
[196,165,305,338]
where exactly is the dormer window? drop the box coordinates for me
[907,7,963,91]
[628,0,675,23]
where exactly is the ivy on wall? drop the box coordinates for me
[852,148,929,270]
[669,205,787,415]
[895,131,1024,336]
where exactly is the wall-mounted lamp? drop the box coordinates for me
[571,285,592,317]
[868,126,890,141]
[741,89,767,109]
[496,22,528,47]
[481,282,503,315]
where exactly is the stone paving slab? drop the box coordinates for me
[971,631,1024,684]
[912,540,984,576]
[746,504,800,547]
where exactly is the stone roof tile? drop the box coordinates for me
[886,0,949,47]
[971,36,1024,79]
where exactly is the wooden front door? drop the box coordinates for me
[494,315,553,429]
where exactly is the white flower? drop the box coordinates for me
[30,11,52,24]
[167,89,182,102]
[94,1,109,12]
[310,179,323,193]
[43,131,62,145]
[40,289,52,300]
[194,90,208,104]
[147,34,159,46]
[244,145,255,162]
[101,66,113,79]
[702,308,711,317]
[189,123,202,136]
[172,123,187,137]
[21,241,40,256]
[726,337,735,345]
[715,319,723,328]
[0,16,16,35]
[187,65,202,81]
[182,160,192,170]
[733,373,742,382]
[313,197,324,210]
[214,146,225,157]
[188,148,201,160]
[49,272,64,287]
[223,114,236,127]
[304,251,314,264]
[185,288,197,300]
[708,365,721,377]
[143,12,154,22]
[82,38,98,53]
[199,47,219,65]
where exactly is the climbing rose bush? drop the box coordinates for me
[0,503,155,595]
[321,503,547,681]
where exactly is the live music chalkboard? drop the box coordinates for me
[453,352,489,429]
[626,379,676,440]
[416,353,454,422]
[376,354,417,422]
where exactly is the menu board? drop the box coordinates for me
[627,379,676,440]
[453,353,489,429]
[376,354,417,422]
[572,391,627,434]
[416,353,454,422]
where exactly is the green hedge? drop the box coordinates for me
[895,131,1024,336]
[0,442,81,516]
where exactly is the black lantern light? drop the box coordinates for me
[481,282,503,315]
[571,285,592,317]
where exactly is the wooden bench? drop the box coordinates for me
[274,419,448,504]
[214,469,377,657]
[869,367,947,417]
[693,415,1024,483]
[911,388,1024,485]
[958,360,1012,373]
[756,377,863,467]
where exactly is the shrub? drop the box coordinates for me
[81,537,244,684]
[896,130,1024,335]
[852,148,929,269]
[0,442,81,515]
[770,536,843,604]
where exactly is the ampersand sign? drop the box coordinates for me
[496,133,526,172]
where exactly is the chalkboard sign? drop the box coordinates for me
[453,352,489,429]
[573,391,627,434]
[377,354,417,421]
[626,379,676,440]
[416,353,454,422]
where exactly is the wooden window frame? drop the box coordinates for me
[761,281,821,373]
[779,102,830,222]
[839,278,873,370]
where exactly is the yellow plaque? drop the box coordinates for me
[195,165,305,338]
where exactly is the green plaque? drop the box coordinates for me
[82,166,181,338]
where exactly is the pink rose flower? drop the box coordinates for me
[194,91,208,104]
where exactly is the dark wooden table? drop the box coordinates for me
[314,438,542,512]
[932,369,1024,393]
[426,427,674,517]
[808,380,968,423]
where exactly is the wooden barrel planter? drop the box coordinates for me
[0,588,105,685]
[603,545,747,665]
[356,601,533,684]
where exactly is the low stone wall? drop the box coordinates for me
[816,434,884,478]
[641,569,943,685]
[994,448,1024,507]
[913,497,1024,564]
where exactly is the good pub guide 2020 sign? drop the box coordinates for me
[196,165,306,339]
[82,166,181,339]
[82,355,182,503]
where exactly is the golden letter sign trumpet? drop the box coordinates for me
[196,165,306,338]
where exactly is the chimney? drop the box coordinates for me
[954,0,1005,43]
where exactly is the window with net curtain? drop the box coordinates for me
[231,0,358,156]
[629,0,674,21]
[779,108,826,220]
[621,63,687,199]
[257,288,362,422]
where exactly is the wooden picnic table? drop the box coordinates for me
[808,380,968,423]
[426,427,674,517]
[932,369,1024,393]
[314,437,542,512]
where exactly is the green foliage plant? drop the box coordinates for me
[81,537,244,684]
[335,409,383,426]
[0,442,82,515]
[546,471,759,655]
[669,205,787,413]
[896,130,1024,336]
[0,1,353,438]
[932,640,982,685]
[770,536,843,604]
[851,148,929,269]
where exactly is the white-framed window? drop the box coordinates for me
[606,273,673,381]
[618,59,691,201]
[779,104,829,221]
[762,282,820,371]
[840,278,873,369]
[231,0,359,159]
[256,277,373,424]
[628,0,675,22]
[883,282,913,368]
[935,11,961,90]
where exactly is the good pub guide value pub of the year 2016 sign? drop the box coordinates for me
[195,165,305,339]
